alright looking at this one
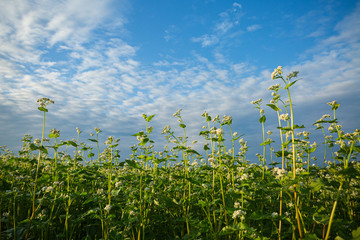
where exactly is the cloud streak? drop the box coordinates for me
[0,1,359,161]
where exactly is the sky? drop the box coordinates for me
[0,0,359,163]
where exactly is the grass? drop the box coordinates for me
[1,68,359,240]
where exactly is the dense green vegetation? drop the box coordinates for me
[1,68,359,239]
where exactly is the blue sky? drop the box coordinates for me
[1,0,359,162]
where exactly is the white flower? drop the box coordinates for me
[279,113,290,121]
[240,173,249,181]
[191,161,199,167]
[232,209,246,219]
[216,128,223,135]
[268,83,280,91]
[272,167,285,179]
[250,99,262,105]
[271,212,278,218]
[271,66,282,79]
[104,204,112,212]
[212,115,220,122]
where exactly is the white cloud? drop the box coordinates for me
[191,34,219,47]
[246,24,261,32]
[0,0,359,161]
[233,2,242,10]
[191,2,243,48]
[0,0,124,65]
[215,18,234,34]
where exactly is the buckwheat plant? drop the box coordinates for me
[49,128,60,180]
[267,82,287,169]
[89,127,102,164]
[25,98,54,240]
[251,98,267,179]
[272,67,304,238]
[172,109,192,236]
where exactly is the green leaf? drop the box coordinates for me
[199,130,209,136]
[29,143,38,151]
[65,140,78,147]
[146,114,156,122]
[125,159,141,169]
[313,119,337,124]
[284,80,298,89]
[185,149,200,155]
[259,115,266,123]
[185,177,201,185]
[88,139,98,143]
[132,131,145,136]
[197,200,209,207]
[303,233,321,240]
[260,139,274,146]
[179,123,186,128]
[352,226,360,240]
[147,126,153,134]
[139,138,149,146]
[38,107,48,112]
[354,146,360,153]
[266,104,281,112]
[332,103,340,111]
[48,133,58,138]
[219,226,238,235]
[309,178,324,191]
[173,145,187,151]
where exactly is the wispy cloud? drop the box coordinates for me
[0,0,359,160]
[191,34,219,47]
[246,24,261,32]
[191,2,243,47]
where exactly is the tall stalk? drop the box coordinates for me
[272,67,303,238]
[173,109,191,236]
[25,98,54,240]
[251,99,266,179]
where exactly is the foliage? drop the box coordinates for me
[0,68,359,240]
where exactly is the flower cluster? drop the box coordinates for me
[232,202,246,220]
[279,113,290,121]
[250,98,262,105]
[271,66,283,79]
[37,97,54,108]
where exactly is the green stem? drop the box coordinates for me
[261,118,266,179]
[321,126,327,168]
[283,78,303,239]
[324,181,343,240]
[25,110,46,240]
